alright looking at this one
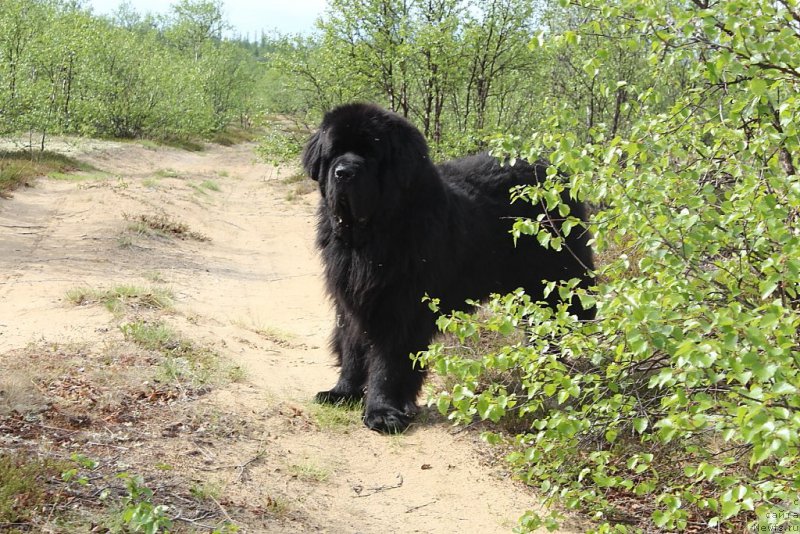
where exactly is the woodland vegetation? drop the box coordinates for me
[2,0,798,532]
[0,0,260,149]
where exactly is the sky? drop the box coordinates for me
[85,0,328,39]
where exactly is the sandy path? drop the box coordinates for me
[0,140,564,533]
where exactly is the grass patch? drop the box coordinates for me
[280,172,306,185]
[288,461,331,483]
[124,212,210,242]
[154,168,181,179]
[117,234,134,248]
[120,320,176,351]
[119,320,242,387]
[0,150,97,196]
[120,320,211,385]
[48,170,108,182]
[0,452,69,525]
[0,340,244,530]
[66,285,174,314]
[142,271,167,283]
[308,401,363,432]
[199,179,220,192]
[157,355,246,388]
[189,183,209,196]
[189,181,222,197]
[283,172,316,202]
[210,127,260,146]
[189,480,223,501]
[226,364,247,383]
[157,355,215,387]
[253,326,296,347]
[263,495,290,518]
[160,137,205,152]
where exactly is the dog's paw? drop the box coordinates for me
[363,404,413,434]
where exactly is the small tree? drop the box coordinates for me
[166,0,227,61]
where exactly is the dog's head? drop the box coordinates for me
[302,103,431,247]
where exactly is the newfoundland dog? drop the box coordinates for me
[302,103,594,433]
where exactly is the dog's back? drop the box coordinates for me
[436,153,594,319]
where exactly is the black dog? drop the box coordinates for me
[302,103,594,433]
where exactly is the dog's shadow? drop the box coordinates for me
[399,403,460,436]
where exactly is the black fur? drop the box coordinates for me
[302,103,594,433]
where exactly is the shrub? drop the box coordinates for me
[419,0,800,531]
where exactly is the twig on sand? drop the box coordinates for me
[197,449,266,483]
[209,494,235,524]
[352,473,404,497]
[406,500,438,513]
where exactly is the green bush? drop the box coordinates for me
[0,0,262,144]
[256,120,306,167]
[419,0,800,532]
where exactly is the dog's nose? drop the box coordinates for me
[334,164,355,181]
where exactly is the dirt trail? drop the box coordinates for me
[0,140,565,533]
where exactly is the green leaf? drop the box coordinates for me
[652,510,670,528]
[633,418,648,434]
[749,78,768,96]
[721,500,740,520]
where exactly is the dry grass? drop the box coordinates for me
[65,285,174,314]
[124,212,210,242]
[0,452,70,526]
[0,339,245,531]
[1,271,247,530]
[283,172,316,202]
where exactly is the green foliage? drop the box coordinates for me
[111,473,173,534]
[256,119,306,166]
[263,0,655,158]
[0,0,263,145]
[419,0,800,531]
[61,453,99,487]
[266,0,555,157]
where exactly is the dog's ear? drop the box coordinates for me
[301,130,323,182]
[388,124,431,188]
